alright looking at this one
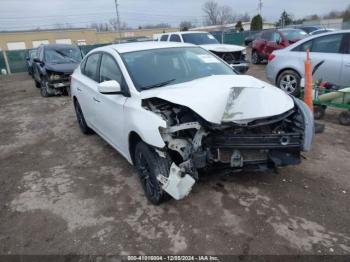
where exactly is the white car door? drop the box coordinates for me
[76,53,101,127]
[93,53,128,151]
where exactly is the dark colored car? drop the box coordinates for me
[32,44,83,97]
[251,29,308,64]
[25,49,37,77]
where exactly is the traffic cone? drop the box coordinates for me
[304,49,313,112]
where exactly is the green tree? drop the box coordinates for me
[277,11,294,27]
[235,21,244,32]
[250,15,263,31]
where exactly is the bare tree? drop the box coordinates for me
[203,1,235,25]
[90,22,109,32]
[109,19,131,31]
[203,1,220,25]
[218,5,235,24]
[238,12,251,22]
[179,21,194,31]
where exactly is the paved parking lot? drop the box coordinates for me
[0,66,350,255]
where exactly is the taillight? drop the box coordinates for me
[268,54,276,62]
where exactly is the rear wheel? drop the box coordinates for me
[35,80,40,88]
[74,100,93,134]
[134,141,171,205]
[251,50,261,65]
[314,105,326,120]
[277,70,301,96]
[338,111,350,126]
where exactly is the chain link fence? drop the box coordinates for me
[0,43,111,75]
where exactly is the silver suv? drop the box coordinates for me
[266,30,350,96]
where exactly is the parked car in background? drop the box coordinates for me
[296,26,322,34]
[244,34,257,47]
[266,30,350,96]
[309,28,335,35]
[158,31,249,73]
[33,44,83,97]
[71,42,313,204]
[251,29,308,64]
[25,49,37,77]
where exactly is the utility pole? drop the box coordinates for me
[258,0,263,16]
[114,0,122,43]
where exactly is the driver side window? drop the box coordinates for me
[99,54,123,84]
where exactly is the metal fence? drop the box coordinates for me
[0,51,6,73]
[211,30,261,46]
[0,43,111,75]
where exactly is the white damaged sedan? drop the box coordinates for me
[71,42,314,204]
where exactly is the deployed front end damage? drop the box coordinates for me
[141,87,314,200]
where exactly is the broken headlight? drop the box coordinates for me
[49,74,61,81]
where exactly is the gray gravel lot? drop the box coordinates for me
[0,66,350,255]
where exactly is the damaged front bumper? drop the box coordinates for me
[145,96,314,201]
[230,62,250,74]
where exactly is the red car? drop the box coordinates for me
[251,29,308,64]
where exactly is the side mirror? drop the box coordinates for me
[97,80,122,94]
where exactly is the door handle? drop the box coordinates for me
[77,87,82,92]
[344,63,350,67]
[93,97,100,103]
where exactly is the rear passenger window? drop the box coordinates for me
[160,35,169,41]
[84,53,100,81]
[312,34,343,53]
[294,34,343,53]
[99,54,123,84]
[169,34,181,42]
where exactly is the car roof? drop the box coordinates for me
[43,44,79,50]
[94,41,195,54]
[160,31,208,35]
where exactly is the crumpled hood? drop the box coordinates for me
[45,62,79,74]
[141,75,294,125]
[200,44,245,53]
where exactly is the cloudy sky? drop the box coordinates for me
[0,0,349,31]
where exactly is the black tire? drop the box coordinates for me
[40,79,51,97]
[338,111,350,126]
[277,70,301,97]
[74,100,94,134]
[134,141,171,205]
[35,80,41,88]
[314,105,326,120]
[251,50,261,65]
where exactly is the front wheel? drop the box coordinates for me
[40,79,51,97]
[338,111,350,126]
[277,70,301,97]
[134,141,171,205]
[74,100,93,134]
[251,50,261,65]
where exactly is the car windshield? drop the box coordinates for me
[281,29,308,41]
[182,33,220,45]
[45,47,82,64]
[121,47,235,91]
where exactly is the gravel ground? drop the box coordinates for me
[0,67,349,256]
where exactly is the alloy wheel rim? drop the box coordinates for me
[280,75,297,93]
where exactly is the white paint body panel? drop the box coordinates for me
[200,44,245,53]
[141,75,294,124]
[71,43,295,164]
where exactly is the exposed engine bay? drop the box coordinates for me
[142,95,313,200]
